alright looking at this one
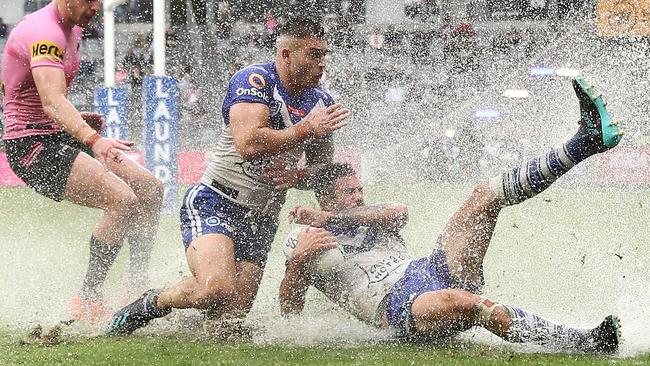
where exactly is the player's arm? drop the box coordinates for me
[279,257,311,316]
[264,135,334,190]
[229,102,348,161]
[279,227,338,316]
[299,134,335,189]
[80,112,106,132]
[32,67,97,143]
[329,203,409,230]
[32,67,132,165]
[290,203,409,231]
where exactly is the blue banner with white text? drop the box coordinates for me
[93,86,129,140]
[143,76,179,214]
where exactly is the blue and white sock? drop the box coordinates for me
[490,133,600,206]
[503,305,588,349]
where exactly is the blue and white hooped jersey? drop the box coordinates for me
[201,62,335,216]
[221,62,335,128]
[283,223,414,325]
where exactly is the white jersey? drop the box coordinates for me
[201,124,305,216]
[283,225,414,325]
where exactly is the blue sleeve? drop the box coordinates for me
[224,66,272,106]
[221,65,273,125]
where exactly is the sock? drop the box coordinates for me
[502,304,588,349]
[128,235,154,292]
[144,290,172,318]
[489,132,600,206]
[81,235,121,300]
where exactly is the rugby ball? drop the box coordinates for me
[283,227,344,274]
[309,246,344,274]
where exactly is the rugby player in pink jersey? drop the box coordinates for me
[1,0,163,323]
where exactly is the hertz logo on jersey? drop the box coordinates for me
[30,41,65,63]
[247,73,266,89]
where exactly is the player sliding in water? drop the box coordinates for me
[280,77,622,353]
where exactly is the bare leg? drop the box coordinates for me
[105,156,164,293]
[440,127,611,289]
[439,181,501,288]
[156,234,237,309]
[204,261,263,320]
[200,262,264,340]
[411,289,619,353]
[106,234,264,336]
[64,152,143,300]
[64,153,140,244]
[441,78,622,289]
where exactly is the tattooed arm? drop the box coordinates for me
[289,203,409,231]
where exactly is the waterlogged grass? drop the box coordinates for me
[1,333,648,366]
[1,184,650,364]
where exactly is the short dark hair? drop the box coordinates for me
[279,17,325,39]
[313,163,356,200]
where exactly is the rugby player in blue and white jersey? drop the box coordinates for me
[280,78,622,353]
[107,18,349,335]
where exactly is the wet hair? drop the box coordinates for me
[279,16,325,39]
[312,163,356,201]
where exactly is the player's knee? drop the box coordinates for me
[469,181,500,212]
[439,288,477,319]
[109,190,140,217]
[145,177,165,207]
[134,175,165,209]
[150,176,165,200]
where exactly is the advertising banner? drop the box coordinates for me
[93,86,129,140]
[143,76,179,213]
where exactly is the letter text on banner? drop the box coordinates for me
[93,86,129,140]
[143,75,179,214]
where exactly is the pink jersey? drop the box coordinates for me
[1,2,82,140]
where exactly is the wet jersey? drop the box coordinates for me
[283,224,414,325]
[1,2,83,140]
[201,62,335,216]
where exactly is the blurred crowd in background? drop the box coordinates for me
[1,0,649,183]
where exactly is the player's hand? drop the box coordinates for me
[91,137,134,169]
[303,103,350,139]
[291,227,338,266]
[81,112,106,133]
[289,205,331,227]
[263,162,308,190]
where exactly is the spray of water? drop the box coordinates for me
[1,1,649,357]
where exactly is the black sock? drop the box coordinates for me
[81,235,121,300]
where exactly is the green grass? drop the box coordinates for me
[1,183,650,365]
[2,333,650,366]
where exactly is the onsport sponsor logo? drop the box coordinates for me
[205,216,235,232]
[236,87,269,102]
[248,73,266,89]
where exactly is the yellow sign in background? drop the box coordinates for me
[597,0,650,36]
